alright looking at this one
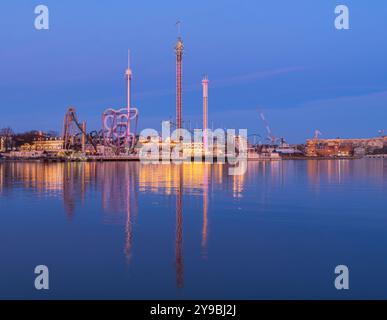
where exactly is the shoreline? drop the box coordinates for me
[0,155,367,163]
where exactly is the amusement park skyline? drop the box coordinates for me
[1,0,387,142]
[2,1,387,305]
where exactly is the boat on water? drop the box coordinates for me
[275,143,303,156]
[247,148,281,161]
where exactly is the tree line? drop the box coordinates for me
[0,127,59,151]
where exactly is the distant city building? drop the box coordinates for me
[306,137,387,157]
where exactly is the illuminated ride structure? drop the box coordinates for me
[62,107,98,153]
[102,51,139,155]
[102,107,138,154]
[62,52,140,156]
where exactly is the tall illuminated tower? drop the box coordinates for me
[202,76,209,150]
[175,37,184,130]
[202,76,209,130]
[125,50,132,141]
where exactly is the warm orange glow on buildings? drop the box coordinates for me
[21,138,64,152]
[306,136,387,157]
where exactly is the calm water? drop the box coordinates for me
[0,159,386,299]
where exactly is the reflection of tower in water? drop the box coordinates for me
[175,165,184,288]
[124,163,138,263]
[201,164,209,258]
[99,163,139,263]
[0,163,4,193]
[139,163,214,287]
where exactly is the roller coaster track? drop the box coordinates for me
[63,107,98,152]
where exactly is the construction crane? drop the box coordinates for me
[258,110,279,146]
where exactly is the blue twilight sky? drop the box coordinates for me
[0,0,386,142]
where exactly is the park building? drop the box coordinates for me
[21,137,64,152]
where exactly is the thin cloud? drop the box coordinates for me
[211,66,304,88]
[133,66,304,99]
[301,89,387,109]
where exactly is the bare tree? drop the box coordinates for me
[0,127,15,151]
[47,130,59,138]
[0,127,14,137]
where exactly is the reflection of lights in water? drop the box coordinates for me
[124,173,134,263]
[62,162,95,219]
[232,175,244,198]
[175,165,184,288]
[201,164,209,259]
[307,160,321,188]
[214,163,223,185]
[139,163,208,196]
[96,163,139,262]
[304,159,382,189]
[1,162,245,288]
[232,165,245,198]
[16,162,65,193]
[0,163,4,193]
